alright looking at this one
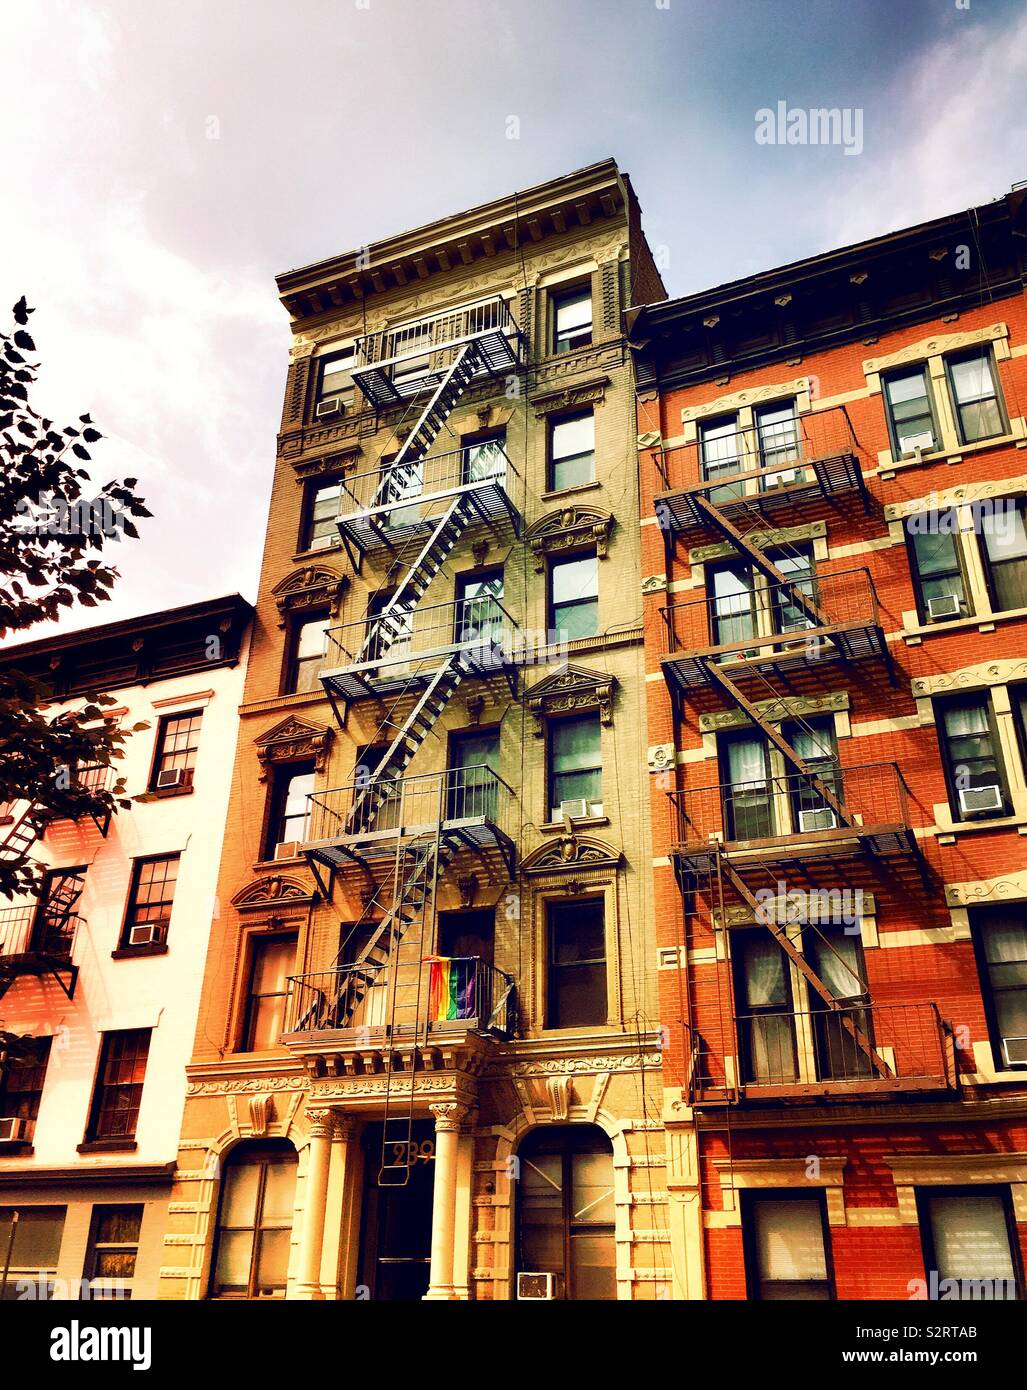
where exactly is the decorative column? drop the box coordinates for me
[424,1101,468,1301]
[320,1116,358,1299]
[295,1108,335,1299]
[451,1108,477,1300]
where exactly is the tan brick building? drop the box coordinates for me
[164,160,670,1300]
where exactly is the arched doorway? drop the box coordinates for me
[209,1140,297,1299]
[516,1125,616,1300]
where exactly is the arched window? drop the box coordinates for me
[517,1125,616,1300]
[210,1141,297,1299]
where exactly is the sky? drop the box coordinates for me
[3,0,1026,636]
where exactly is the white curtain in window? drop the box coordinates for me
[727,737,767,789]
[927,1193,1016,1284]
[754,1199,828,1282]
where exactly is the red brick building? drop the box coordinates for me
[629,186,1027,1300]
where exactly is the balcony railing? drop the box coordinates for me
[304,766,515,861]
[335,442,521,557]
[661,567,884,688]
[321,595,519,699]
[350,296,522,405]
[667,762,914,857]
[653,402,863,503]
[734,1001,952,1098]
[0,904,79,961]
[284,956,515,1042]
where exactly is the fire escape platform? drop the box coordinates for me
[303,818,516,877]
[351,327,521,409]
[336,477,521,558]
[670,821,918,881]
[661,619,886,695]
[0,951,79,1000]
[655,449,864,541]
[321,639,518,704]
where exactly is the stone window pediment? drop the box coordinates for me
[254,715,333,781]
[526,507,614,571]
[522,833,622,878]
[231,874,319,914]
[271,565,349,628]
[526,663,616,734]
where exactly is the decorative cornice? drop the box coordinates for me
[271,565,348,627]
[680,376,810,425]
[689,520,825,564]
[525,506,614,570]
[525,663,617,733]
[912,660,1027,698]
[885,472,1027,521]
[521,833,623,876]
[698,690,848,733]
[863,323,1006,375]
[531,375,610,419]
[231,874,319,913]
[253,714,334,781]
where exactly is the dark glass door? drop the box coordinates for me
[359,1120,435,1301]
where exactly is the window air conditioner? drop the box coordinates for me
[559,799,597,822]
[156,767,185,790]
[517,1272,557,1301]
[926,594,961,622]
[128,922,168,948]
[274,840,302,861]
[901,435,933,459]
[958,784,1003,817]
[0,1117,27,1142]
[798,807,837,833]
[1002,1036,1027,1068]
[315,396,346,421]
[764,467,799,488]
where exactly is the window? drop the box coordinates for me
[0,1207,64,1300]
[549,411,595,491]
[756,400,801,483]
[883,366,938,456]
[905,513,970,621]
[149,710,202,791]
[701,414,744,501]
[919,1188,1019,1299]
[455,570,504,647]
[84,1205,143,1298]
[316,347,355,414]
[548,714,602,819]
[0,1037,51,1141]
[517,1126,615,1299]
[121,854,179,949]
[365,590,413,665]
[301,477,343,552]
[284,614,328,695]
[936,695,1007,820]
[719,732,772,840]
[709,562,756,650]
[547,899,607,1028]
[980,499,1027,613]
[769,547,816,636]
[971,907,1027,1070]
[782,716,841,832]
[32,867,86,958]
[744,1192,833,1300]
[550,552,598,641]
[211,1142,297,1299]
[803,923,873,1080]
[447,729,500,822]
[947,348,1005,444]
[86,1030,151,1143]
[462,431,507,486]
[732,929,797,1085]
[243,936,296,1051]
[266,762,315,856]
[552,284,593,354]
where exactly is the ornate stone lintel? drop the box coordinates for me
[526,507,614,572]
[526,664,616,735]
[271,566,349,629]
[254,716,334,782]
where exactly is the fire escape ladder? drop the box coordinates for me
[702,660,856,830]
[689,492,828,628]
[0,802,47,867]
[717,855,891,1078]
[386,340,483,477]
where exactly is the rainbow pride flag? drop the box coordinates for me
[425,957,476,1022]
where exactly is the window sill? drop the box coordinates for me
[111,943,170,961]
[293,541,342,563]
[133,785,194,804]
[902,604,1027,643]
[540,480,602,503]
[878,428,1025,477]
[933,813,1027,840]
[0,1141,34,1157]
[252,855,305,871]
[540,815,609,834]
[77,1139,138,1155]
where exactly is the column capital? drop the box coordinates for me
[331,1114,358,1141]
[429,1101,469,1134]
[307,1108,337,1141]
